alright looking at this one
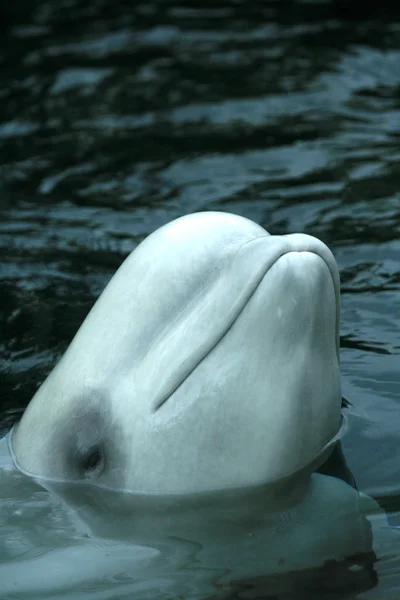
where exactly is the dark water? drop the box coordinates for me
[0,0,399,597]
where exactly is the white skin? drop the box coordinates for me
[10,212,342,495]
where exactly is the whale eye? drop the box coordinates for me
[77,444,105,479]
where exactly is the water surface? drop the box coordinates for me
[0,0,399,597]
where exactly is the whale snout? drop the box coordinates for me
[9,212,343,494]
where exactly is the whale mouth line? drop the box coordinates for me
[154,247,337,413]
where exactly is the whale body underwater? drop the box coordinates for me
[9,211,347,495]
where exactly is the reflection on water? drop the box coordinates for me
[1,435,395,600]
[0,0,399,597]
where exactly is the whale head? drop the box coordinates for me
[10,212,342,494]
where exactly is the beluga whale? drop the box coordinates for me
[9,211,343,495]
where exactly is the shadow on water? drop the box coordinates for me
[0,0,399,597]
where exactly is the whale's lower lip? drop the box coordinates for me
[155,242,339,412]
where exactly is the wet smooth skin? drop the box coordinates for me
[11,212,342,494]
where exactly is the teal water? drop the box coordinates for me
[0,1,399,597]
